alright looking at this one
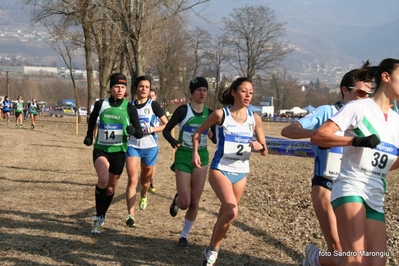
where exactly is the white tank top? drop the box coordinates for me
[210,107,256,173]
[128,99,158,149]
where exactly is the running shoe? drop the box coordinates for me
[169,193,179,217]
[91,216,103,235]
[302,244,320,266]
[202,247,218,266]
[31,125,34,130]
[19,125,22,129]
[178,237,190,248]
[139,195,147,210]
[125,214,136,228]
[149,183,156,192]
[15,125,18,129]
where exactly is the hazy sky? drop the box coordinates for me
[190,0,399,66]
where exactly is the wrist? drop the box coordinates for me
[259,144,266,152]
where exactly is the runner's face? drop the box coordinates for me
[149,91,157,100]
[346,81,373,101]
[232,81,253,106]
[136,80,151,100]
[192,87,207,103]
[387,66,399,100]
[111,85,127,99]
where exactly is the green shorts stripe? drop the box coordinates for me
[331,195,385,222]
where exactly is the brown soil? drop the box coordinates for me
[0,117,398,266]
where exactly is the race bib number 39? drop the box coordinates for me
[223,134,252,160]
[358,141,398,178]
[98,124,124,145]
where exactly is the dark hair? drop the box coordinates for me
[373,58,399,89]
[339,60,375,98]
[134,75,152,89]
[218,77,252,106]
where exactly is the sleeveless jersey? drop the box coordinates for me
[128,99,158,149]
[300,102,344,180]
[3,100,11,112]
[178,104,210,151]
[15,102,23,113]
[29,103,39,115]
[330,98,399,212]
[210,107,256,173]
[94,98,130,153]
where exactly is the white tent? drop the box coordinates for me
[288,106,308,115]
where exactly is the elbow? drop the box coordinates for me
[280,128,288,138]
[135,131,144,139]
[162,129,167,138]
[310,133,320,146]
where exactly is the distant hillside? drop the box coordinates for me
[2,0,399,83]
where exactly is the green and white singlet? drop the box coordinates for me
[94,98,130,153]
[30,103,39,115]
[15,101,23,113]
[178,104,210,151]
[330,98,399,213]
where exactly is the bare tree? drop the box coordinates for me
[23,0,97,121]
[205,36,229,110]
[269,69,302,110]
[115,0,210,95]
[222,5,290,80]
[186,27,211,77]
[148,15,188,111]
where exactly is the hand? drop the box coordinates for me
[142,122,152,134]
[192,152,202,168]
[126,125,135,135]
[249,140,265,152]
[352,134,380,148]
[171,140,181,149]
[83,136,92,146]
[207,130,213,140]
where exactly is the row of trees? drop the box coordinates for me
[20,0,296,115]
[0,73,340,112]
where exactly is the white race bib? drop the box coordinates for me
[98,124,124,145]
[325,146,343,178]
[357,142,398,178]
[223,134,252,161]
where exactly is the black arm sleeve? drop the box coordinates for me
[151,101,165,118]
[162,105,188,148]
[86,100,102,137]
[128,103,143,139]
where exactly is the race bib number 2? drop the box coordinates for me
[98,124,124,145]
[223,134,252,160]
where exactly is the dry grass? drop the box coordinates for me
[0,117,398,265]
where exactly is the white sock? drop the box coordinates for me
[180,219,194,238]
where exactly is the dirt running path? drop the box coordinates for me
[0,117,398,265]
